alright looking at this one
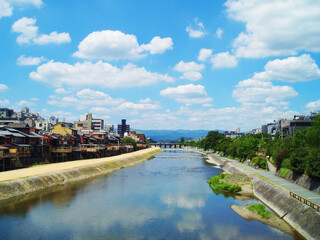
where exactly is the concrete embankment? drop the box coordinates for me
[0,147,162,201]
[184,148,320,239]
[224,163,320,240]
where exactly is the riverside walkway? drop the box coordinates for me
[214,154,320,206]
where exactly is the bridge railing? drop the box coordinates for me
[290,191,320,212]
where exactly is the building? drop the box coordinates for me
[51,122,76,136]
[92,119,104,131]
[223,129,243,138]
[283,115,313,136]
[0,108,15,118]
[74,113,92,130]
[105,124,114,132]
[117,119,130,137]
[49,116,59,125]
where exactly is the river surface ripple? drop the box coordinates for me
[0,150,294,239]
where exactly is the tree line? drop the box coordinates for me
[187,114,320,178]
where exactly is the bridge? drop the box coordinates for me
[148,143,188,149]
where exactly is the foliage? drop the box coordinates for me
[207,173,241,194]
[247,204,270,219]
[258,158,267,169]
[123,137,137,150]
[281,158,291,169]
[279,168,292,178]
[193,116,320,179]
[179,137,185,143]
[305,147,320,178]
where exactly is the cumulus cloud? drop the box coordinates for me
[0,84,8,92]
[306,100,320,110]
[48,89,125,109]
[54,88,68,94]
[233,83,298,105]
[17,55,46,65]
[198,48,212,62]
[140,36,173,54]
[173,61,204,81]
[186,18,205,38]
[160,84,212,104]
[216,28,223,39]
[30,61,174,88]
[211,51,238,69]
[0,0,12,19]
[253,54,320,83]
[73,30,172,60]
[11,17,71,45]
[0,0,42,19]
[225,0,320,58]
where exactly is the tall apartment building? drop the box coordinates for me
[117,119,130,137]
[74,113,104,131]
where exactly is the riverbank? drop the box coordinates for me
[184,147,320,240]
[0,147,162,201]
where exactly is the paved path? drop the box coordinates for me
[214,154,320,206]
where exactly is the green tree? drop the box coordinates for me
[123,137,137,150]
[306,147,320,178]
[305,114,320,148]
[236,136,258,160]
[290,131,308,174]
[179,137,185,143]
[202,131,225,151]
[216,137,234,153]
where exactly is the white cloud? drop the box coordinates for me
[186,18,205,38]
[11,17,38,44]
[306,100,320,110]
[11,17,71,45]
[0,84,8,92]
[16,99,34,107]
[12,0,42,8]
[173,61,204,81]
[226,0,320,58]
[33,31,71,45]
[198,48,212,62]
[0,0,12,19]
[30,61,174,88]
[48,89,125,109]
[54,88,68,94]
[211,51,238,69]
[0,0,42,19]
[174,61,204,72]
[216,28,223,39]
[139,98,152,103]
[0,99,10,106]
[233,83,298,105]
[140,36,173,54]
[160,84,212,104]
[17,55,46,65]
[253,54,320,83]
[74,30,172,60]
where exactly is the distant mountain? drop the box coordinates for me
[136,129,222,142]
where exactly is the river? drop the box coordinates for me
[0,149,296,239]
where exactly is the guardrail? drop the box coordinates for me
[290,192,320,212]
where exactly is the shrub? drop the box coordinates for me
[259,158,267,169]
[279,168,292,178]
[251,156,259,165]
[281,158,291,169]
[247,204,270,219]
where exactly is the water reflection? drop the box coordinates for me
[0,150,295,240]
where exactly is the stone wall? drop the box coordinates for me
[224,163,320,240]
[0,148,162,201]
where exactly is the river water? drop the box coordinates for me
[0,150,296,239]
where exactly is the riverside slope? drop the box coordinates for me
[185,147,320,240]
[0,147,162,201]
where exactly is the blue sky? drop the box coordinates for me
[0,0,320,130]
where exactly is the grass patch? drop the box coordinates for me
[279,168,292,178]
[247,204,270,219]
[207,173,241,194]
